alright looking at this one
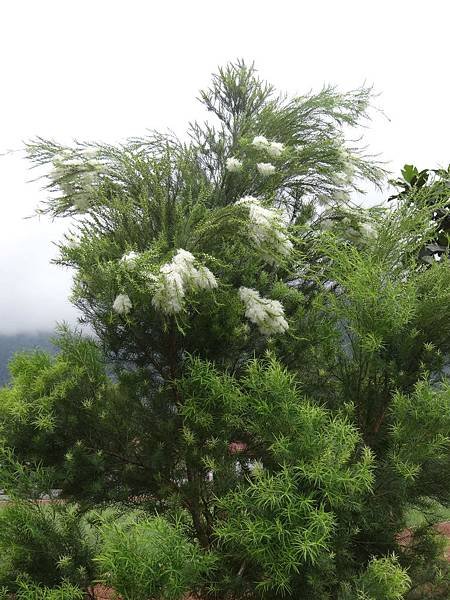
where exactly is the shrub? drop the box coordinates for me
[96,514,215,600]
[0,501,100,592]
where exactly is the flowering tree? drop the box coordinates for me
[1,62,449,599]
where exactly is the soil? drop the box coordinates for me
[91,586,118,600]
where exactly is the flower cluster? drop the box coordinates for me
[50,150,101,212]
[266,141,284,158]
[252,135,285,158]
[113,293,132,315]
[238,287,288,336]
[252,135,270,150]
[152,249,218,315]
[225,136,284,178]
[226,157,243,172]
[236,196,293,263]
[121,251,139,269]
[257,162,276,176]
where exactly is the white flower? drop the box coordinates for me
[113,294,132,315]
[50,153,98,211]
[266,141,284,158]
[50,149,99,191]
[193,266,218,290]
[236,196,292,262]
[226,157,243,172]
[171,248,196,268]
[121,251,139,269]
[144,272,159,283]
[249,460,264,477]
[270,228,293,258]
[152,249,218,315]
[152,269,185,314]
[252,135,269,149]
[238,287,288,336]
[257,162,276,176]
[434,252,442,262]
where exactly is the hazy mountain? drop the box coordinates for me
[0,332,55,385]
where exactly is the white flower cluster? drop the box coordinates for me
[252,135,270,150]
[50,150,101,212]
[225,136,284,178]
[152,249,218,315]
[121,251,139,269]
[113,293,132,315]
[226,157,243,172]
[257,162,276,176]
[236,196,293,263]
[252,135,285,158]
[238,287,288,336]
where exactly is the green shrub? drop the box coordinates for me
[0,501,99,592]
[339,555,411,599]
[14,579,84,600]
[96,514,215,600]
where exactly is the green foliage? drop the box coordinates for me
[0,501,100,592]
[0,60,447,599]
[179,356,374,596]
[96,514,215,600]
[0,329,182,505]
[0,332,54,386]
[339,555,411,600]
[389,163,450,263]
[13,579,83,600]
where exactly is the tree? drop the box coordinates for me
[389,163,450,264]
[1,61,449,598]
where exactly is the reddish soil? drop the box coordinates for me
[91,586,119,600]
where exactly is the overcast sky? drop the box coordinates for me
[0,0,449,334]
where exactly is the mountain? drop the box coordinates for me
[0,332,55,386]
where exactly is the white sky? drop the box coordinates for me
[0,0,449,334]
